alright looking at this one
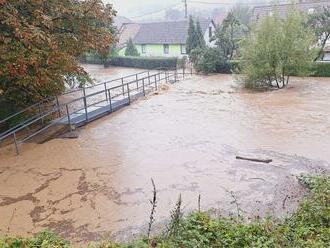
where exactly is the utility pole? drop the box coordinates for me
[183,0,187,19]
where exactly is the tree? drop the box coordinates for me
[125,38,139,56]
[215,12,242,60]
[239,10,317,89]
[307,7,330,60]
[186,16,197,54]
[0,0,116,106]
[195,20,206,49]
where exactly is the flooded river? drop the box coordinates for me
[0,65,330,245]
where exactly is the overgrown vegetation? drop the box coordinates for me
[186,16,206,55]
[1,175,329,247]
[239,10,317,89]
[105,56,178,70]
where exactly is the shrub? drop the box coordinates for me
[312,62,330,77]
[191,48,232,74]
[104,56,178,70]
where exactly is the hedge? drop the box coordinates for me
[104,56,178,69]
[312,62,330,77]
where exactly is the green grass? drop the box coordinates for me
[1,175,329,248]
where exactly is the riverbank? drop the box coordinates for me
[1,174,329,247]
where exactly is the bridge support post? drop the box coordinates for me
[13,132,19,155]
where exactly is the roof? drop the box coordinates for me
[118,23,141,48]
[252,1,330,21]
[132,19,213,44]
[114,16,133,30]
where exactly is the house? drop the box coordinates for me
[118,19,216,58]
[252,0,330,60]
[114,16,133,31]
[253,0,330,22]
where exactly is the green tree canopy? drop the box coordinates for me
[215,11,243,60]
[239,10,317,89]
[125,38,139,56]
[186,16,197,54]
[307,7,330,60]
[195,20,206,49]
[0,0,117,106]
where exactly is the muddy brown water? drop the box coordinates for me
[0,65,330,245]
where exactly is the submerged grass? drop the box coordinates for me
[1,175,329,248]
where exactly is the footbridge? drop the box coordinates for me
[0,68,191,155]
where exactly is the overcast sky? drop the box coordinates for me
[104,0,242,20]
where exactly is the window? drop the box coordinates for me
[180,44,186,54]
[209,26,212,39]
[163,44,169,54]
[141,44,146,54]
[308,8,315,14]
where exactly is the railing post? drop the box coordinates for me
[83,88,88,122]
[108,89,113,112]
[136,78,139,90]
[174,69,177,82]
[191,66,193,76]
[155,75,158,90]
[183,67,185,79]
[148,71,150,85]
[142,78,145,96]
[66,104,73,132]
[55,96,61,118]
[127,84,131,104]
[13,132,19,155]
[104,83,108,102]
[165,70,168,83]
[121,77,125,96]
[38,103,44,125]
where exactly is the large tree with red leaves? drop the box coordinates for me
[0,0,117,106]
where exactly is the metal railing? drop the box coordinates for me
[0,67,191,155]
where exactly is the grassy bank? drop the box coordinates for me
[1,175,329,248]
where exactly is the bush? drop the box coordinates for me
[312,62,330,77]
[104,56,178,70]
[191,48,232,74]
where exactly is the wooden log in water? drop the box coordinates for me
[236,156,272,164]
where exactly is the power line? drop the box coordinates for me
[188,0,268,6]
[129,3,182,19]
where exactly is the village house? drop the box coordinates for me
[118,19,216,58]
[252,0,330,60]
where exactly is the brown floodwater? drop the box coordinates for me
[0,65,330,245]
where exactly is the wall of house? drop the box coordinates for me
[138,44,187,58]
[204,22,216,47]
[118,44,187,58]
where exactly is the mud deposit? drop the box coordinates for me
[0,65,330,245]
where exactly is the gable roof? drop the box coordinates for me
[253,1,330,22]
[114,16,133,30]
[118,23,141,48]
[132,19,213,44]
